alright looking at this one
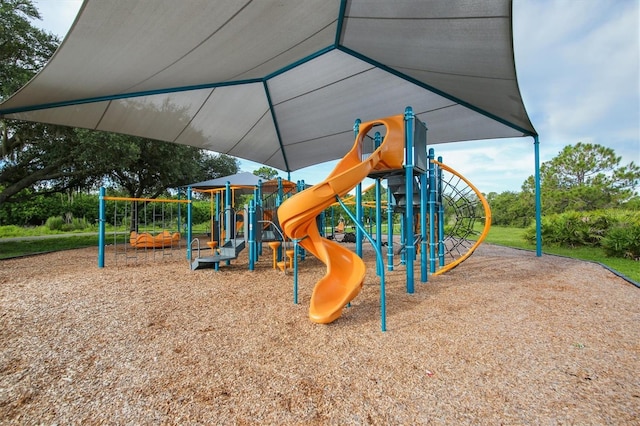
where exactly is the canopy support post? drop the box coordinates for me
[533,135,542,257]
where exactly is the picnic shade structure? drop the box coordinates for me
[189,172,264,192]
[0,0,541,253]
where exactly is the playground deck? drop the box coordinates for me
[1,244,638,424]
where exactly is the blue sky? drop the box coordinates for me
[32,0,639,193]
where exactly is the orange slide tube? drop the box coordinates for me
[278,115,405,324]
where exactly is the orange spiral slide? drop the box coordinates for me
[278,115,406,323]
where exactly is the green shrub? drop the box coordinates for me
[60,217,93,232]
[0,225,28,238]
[601,223,640,260]
[190,201,212,225]
[45,216,65,231]
[525,209,640,259]
[525,211,599,247]
[44,215,94,232]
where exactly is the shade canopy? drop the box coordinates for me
[190,172,263,190]
[0,0,536,173]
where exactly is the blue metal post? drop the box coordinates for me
[354,118,363,258]
[428,149,437,273]
[404,106,415,294]
[331,207,335,235]
[437,156,445,267]
[215,191,220,247]
[374,132,383,277]
[248,199,255,271]
[356,184,363,257]
[277,177,283,206]
[534,136,542,256]
[375,181,382,277]
[387,185,394,271]
[225,181,232,267]
[187,187,193,261]
[298,180,306,261]
[420,171,428,282]
[98,187,106,268]
[400,212,406,265]
[257,180,263,257]
[225,181,232,243]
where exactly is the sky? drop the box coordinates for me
[30,0,639,194]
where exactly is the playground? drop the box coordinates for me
[1,2,637,423]
[1,244,638,424]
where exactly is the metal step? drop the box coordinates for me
[191,239,246,270]
[190,254,237,270]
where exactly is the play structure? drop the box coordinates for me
[187,178,301,271]
[95,108,490,331]
[97,192,188,267]
[278,107,490,330]
[5,1,540,334]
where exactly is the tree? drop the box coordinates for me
[0,0,59,101]
[253,166,279,180]
[523,142,639,214]
[486,191,533,227]
[1,0,60,160]
[79,130,239,199]
[0,0,94,203]
[0,125,108,204]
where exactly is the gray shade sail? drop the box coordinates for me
[189,172,263,190]
[0,0,536,173]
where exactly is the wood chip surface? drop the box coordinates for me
[1,242,638,424]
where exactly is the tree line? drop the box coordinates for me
[488,142,639,227]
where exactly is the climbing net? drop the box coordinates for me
[432,160,491,275]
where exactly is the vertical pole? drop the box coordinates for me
[331,206,335,235]
[534,136,542,256]
[298,180,306,261]
[428,148,437,273]
[375,181,382,276]
[374,132,383,277]
[356,183,363,257]
[177,188,182,235]
[224,181,232,267]
[98,187,106,268]
[225,181,232,244]
[404,106,415,294]
[422,121,430,280]
[387,185,394,271]
[257,180,263,257]
[215,191,220,248]
[420,171,428,282]
[187,186,192,261]
[400,212,406,265]
[437,156,445,267]
[248,199,255,271]
[354,118,363,258]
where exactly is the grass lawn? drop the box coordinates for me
[484,226,639,283]
[0,235,100,259]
